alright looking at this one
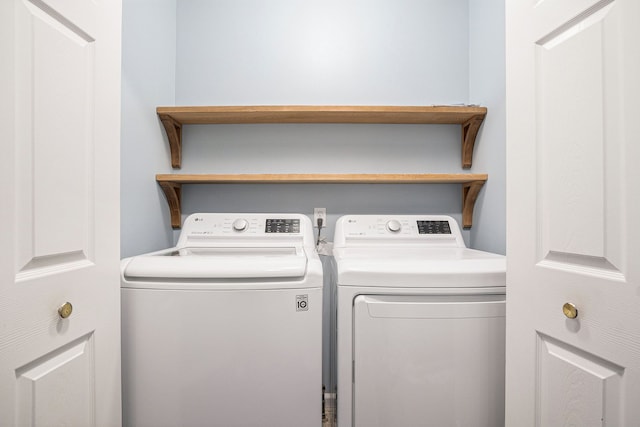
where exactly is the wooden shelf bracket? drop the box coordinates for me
[462,180,485,229]
[158,180,182,228]
[158,114,182,168]
[461,115,485,169]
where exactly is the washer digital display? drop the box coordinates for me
[417,220,451,234]
[265,219,300,233]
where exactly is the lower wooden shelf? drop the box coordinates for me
[156,173,488,229]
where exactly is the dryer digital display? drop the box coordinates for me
[265,219,300,233]
[417,220,452,234]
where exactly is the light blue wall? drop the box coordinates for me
[121,0,506,254]
[176,0,469,105]
[121,0,177,258]
[468,0,506,254]
[174,0,475,244]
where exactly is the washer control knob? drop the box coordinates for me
[386,219,402,233]
[232,218,249,232]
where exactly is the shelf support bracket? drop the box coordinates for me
[159,114,182,169]
[461,115,484,169]
[462,180,485,229]
[158,180,182,229]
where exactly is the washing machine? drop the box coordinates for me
[334,215,506,427]
[121,213,323,427]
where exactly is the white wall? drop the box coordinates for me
[174,0,475,243]
[468,0,506,254]
[121,0,177,258]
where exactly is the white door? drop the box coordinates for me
[505,0,640,425]
[0,0,122,425]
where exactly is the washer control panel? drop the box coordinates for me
[417,220,451,234]
[178,214,310,247]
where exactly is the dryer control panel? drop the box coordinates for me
[333,215,465,247]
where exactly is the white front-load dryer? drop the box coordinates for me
[121,213,323,427]
[333,215,506,427]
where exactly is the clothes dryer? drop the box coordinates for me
[121,213,322,427]
[334,215,505,427]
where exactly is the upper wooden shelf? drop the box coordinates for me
[156,173,487,230]
[156,105,487,169]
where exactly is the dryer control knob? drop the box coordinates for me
[386,220,402,233]
[232,218,249,232]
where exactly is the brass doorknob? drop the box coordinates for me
[58,302,73,319]
[562,302,578,319]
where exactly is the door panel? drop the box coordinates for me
[0,0,122,425]
[16,334,95,427]
[536,333,623,427]
[506,0,640,425]
[16,0,95,278]
[535,1,622,271]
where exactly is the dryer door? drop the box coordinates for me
[353,294,505,427]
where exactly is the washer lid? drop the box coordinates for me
[123,246,308,279]
[334,247,505,288]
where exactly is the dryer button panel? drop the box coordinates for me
[334,215,466,248]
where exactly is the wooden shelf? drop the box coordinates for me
[157,105,487,169]
[156,173,487,229]
[155,106,489,230]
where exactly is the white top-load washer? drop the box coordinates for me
[334,215,506,427]
[121,213,323,427]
